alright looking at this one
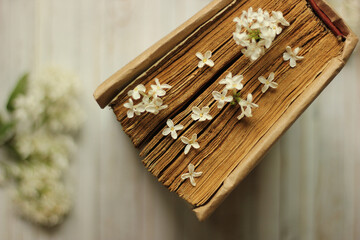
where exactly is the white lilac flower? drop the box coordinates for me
[212,89,233,108]
[180,134,200,155]
[233,15,249,30]
[241,39,265,61]
[238,93,258,120]
[251,9,271,29]
[233,31,250,46]
[271,11,290,27]
[12,163,71,227]
[124,98,141,118]
[127,84,146,100]
[219,72,244,91]
[162,119,184,139]
[239,93,258,109]
[191,106,212,122]
[145,97,168,114]
[244,7,257,20]
[237,105,253,120]
[196,51,215,68]
[149,78,172,97]
[181,163,203,187]
[258,72,278,93]
[260,27,276,48]
[13,67,83,134]
[283,46,304,68]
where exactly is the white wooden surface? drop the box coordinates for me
[0,0,359,239]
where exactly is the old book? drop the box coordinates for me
[94,0,358,220]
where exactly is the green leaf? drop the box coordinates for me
[6,73,29,112]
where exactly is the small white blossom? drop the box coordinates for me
[237,105,253,120]
[233,31,249,46]
[271,11,290,27]
[238,93,258,120]
[181,163,203,187]
[191,106,212,122]
[241,39,265,61]
[219,73,244,91]
[212,89,233,108]
[180,134,200,155]
[283,46,304,68]
[258,72,278,93]
[162,119,184,139]
[149,78,172,97]
[233,15,249,30]
[123,98,143,118]
[145,97,168,114]
[243,7,257,20]
[260,27,276,48]
[196,51,214,68]
[251,9,271,29]
[127,84,146,100]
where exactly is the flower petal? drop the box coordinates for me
[198,61,205,68]
[268,72,275,81]
[192,106,201,115]
[203,106,210,113]
[262,85,269,93]
[127,110,134,118]
[191,133,198,142]
[286,46,292,53]
[270,82,278,88]
[283,52,291,61]
[133,92,141,100]
[196,52,203,60]
[290,58,296,68]
[184,145,191,155]
[181,173,190,180]
[192,142,200,149]
[206,59,215,67]
[212,91,221,100]
[191,114,200,121]
[205,50,212,59]
[258,76,266,84]
[161,84,172,89]
[189,177,196,187]
[188,163,195,173]
[170,130,178,139]
[137,84,146,92]
[217,101,225,109]
[162,128,171,136]
[181,136,190,144]
[294,47,300,55]
[174,124,184,131]
[166,119,174,127]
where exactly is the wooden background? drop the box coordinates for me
[0,0,359,239]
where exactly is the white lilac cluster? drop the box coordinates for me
[11,163,71,227]
[124,78,171,118]
[0,67,83,227]
[233,8,289,61]
[13,67,83,169]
